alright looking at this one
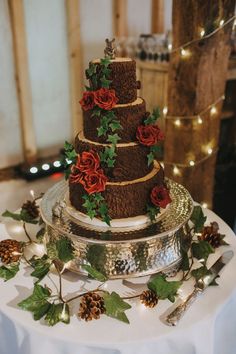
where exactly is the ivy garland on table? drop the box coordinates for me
[0,201,229,326]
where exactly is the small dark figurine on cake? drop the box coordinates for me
[104,38,116,59]
[68,39,171,225]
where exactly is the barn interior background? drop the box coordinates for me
[0,0,235,229]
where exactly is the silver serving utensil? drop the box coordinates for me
[162,250,234,326]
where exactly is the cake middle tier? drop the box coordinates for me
[83,98,146,143]
[75,131,151,182]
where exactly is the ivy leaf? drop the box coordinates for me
[100,58,111,67]
[107,134,121,145]
[109,120,122,132]
[190,206,207,233]
[18,284,51,320]
[92,107,102,117]
[98,202,111,226]
[147,204,160,222]
[191,265,212,282]
[82,264,107,282]
[87,209,97,219]
[102,67,112,76]
[107,158,115,168]
[2,210,22,221]
[147,152,154,166]
[93,193,104,203]
[97,126,107,137]
[45,303,70,326]
[0,263,20,281]
[100,76,112,88]
[85,85,93,92]
[85,63,96,78]
[46,241,58,260]
[36,227,46,242]
[148,274,182,303]
[30,255,51,282]
[191,241,214,262]
[144,107,160,125]
[82,199,96,210]
[103,291,131,324]
[56,237,75,263]
[102,214,111,226]
[105,111,116,120]
[180,251,190,271]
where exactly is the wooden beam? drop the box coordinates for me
[8,0,37,164]
[151,0,164,34]
[65,0,83,138]
[164,0,235,208]
[113,0,128,37]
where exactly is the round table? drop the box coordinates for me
[0,208,236,354]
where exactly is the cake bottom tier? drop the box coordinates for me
[69,161,164,219]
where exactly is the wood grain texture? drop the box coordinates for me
[151,0,164,34]
[65,0,83,137]
[8,0,37,163]
[164,0,235,207]
[113,0,128,37]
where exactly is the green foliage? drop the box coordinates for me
[81,264,107,282]
[2,209,38,224]
[180,251,190,271]
[45,303,70,326]
[56,237,75,263]
[103,291,131,324]
[82,193,111,226]
[30,255,51,282]
[85,63,97,78]
[0,263,20,281]
[96,112,122,142]
[107,133,121,145]
[147,145,161,166]
[144,107,161,125]
[191,240,215,262]
[100,76,112,88]
[146,204,160,222]
[60,141,77,180]
[191,265,212,282]
[190,206,207,233]
[148,274,182,303]
[99,145,117,169]
[36,227,46,242]
[18,284,51,320]
[87,244,107,274]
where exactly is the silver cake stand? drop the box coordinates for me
[40,179,193,279]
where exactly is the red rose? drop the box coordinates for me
[79,91,95,111]
[76,151,100,174]
[94,88,118,110]
[83,169,107,194]
[151,185,172,209]
[69,165,84,184]
[136,125,164,146]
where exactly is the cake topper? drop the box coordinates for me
[104,38,116,59]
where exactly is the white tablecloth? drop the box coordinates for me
[0,209,236,354]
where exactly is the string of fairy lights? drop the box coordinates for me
[159,14,236,202]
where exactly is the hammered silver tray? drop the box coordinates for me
[40,179,193,279]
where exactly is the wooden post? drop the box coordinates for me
[113,0,128,37]
[164,0,235,208]
[8,0,37,164]
[65,0,83,138]
[151,0,164,34]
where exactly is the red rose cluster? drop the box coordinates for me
[150,185,172,209]
[136,125,164,146]
[70,151,107,194]
[79,88,118,111]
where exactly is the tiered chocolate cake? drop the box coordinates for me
[68,45,171,224]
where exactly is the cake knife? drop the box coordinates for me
[162,250,234,326]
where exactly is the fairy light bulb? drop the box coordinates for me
[30,167,38,174]
[180,48,190,58]
[210,106,217,115]
[163,106,168,116]
[197,116,203,124]
[200,29,205,37]
[202,202,208,209]
[173,165,180,176]
[207,147,213,155]
[189,160,195,167]
[168,43,172,51]
[220,19,224,27]
[174,119,181,127]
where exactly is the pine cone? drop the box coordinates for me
[0,239,22,264]
[22,200,39,219]
[199,222,222,248]
[140,289,158,308]
[78,292,105,321]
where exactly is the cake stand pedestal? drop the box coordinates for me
[40,179,193,279]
